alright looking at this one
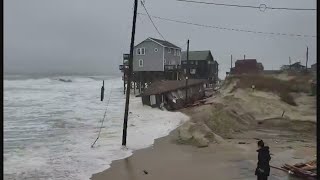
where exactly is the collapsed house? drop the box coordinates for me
[139,79,207,110]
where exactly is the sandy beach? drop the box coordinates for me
[91,126,315,180]
[91,75,317,180]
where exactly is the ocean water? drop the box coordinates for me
[3,75,189,180]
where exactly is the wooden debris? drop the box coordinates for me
[238,142,247,144]
[281,159,317,180]
[186,99,206,107]
[199,99,207,103]
[203,102,213,105]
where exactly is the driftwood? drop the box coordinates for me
[270,165,287,172]
[281,160,317,180]
[204,102,214,105]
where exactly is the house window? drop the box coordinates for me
[190,61,194,65]
[154,48,158,52]
[177,50,180,56]
[139,59,144,67]
[136,48,145,55]
[195,61,198,65]
[174,49,177,56]
[168,48,171,53]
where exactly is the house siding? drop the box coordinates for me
[232,59,263,74]
[311,63,317,71]
[164,47,181,66]
[181,51,217,81]
[141,84,205,110]
[133,39,164,71]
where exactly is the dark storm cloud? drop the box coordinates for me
[4,0,316,78]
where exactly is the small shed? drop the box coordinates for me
[140,79,207,110]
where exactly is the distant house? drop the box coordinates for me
[140,79,207,110]
[280,65,290,71]
[119,54,130,81]
[279,62,307,74]
[181,50,218,83]
[289,62,305,72]
[311,63,317,80]
[231,59,264,74]
[311,63,317,72]
[257,63,264,71]
[263,70,282,75]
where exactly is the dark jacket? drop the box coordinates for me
[255,146,271,176]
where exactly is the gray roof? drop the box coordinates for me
[290,62,305,67]
[149,37,180,49]
[181,50,213,61]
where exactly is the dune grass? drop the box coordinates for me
[225,74,312,106]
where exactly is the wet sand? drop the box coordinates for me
[91,128,316,180]
[91,84,316,180]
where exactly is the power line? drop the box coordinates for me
[137,13,316,38]
[140,1,166,41]
[176,0,316,11]
[179,41,189,49]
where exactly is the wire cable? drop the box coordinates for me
[178,41,189,50]
[137,13,316,38]
[176,0,316,11]
[140,0,167,41]
[91,80,114,148]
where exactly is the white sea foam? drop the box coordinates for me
[3,76,189,180]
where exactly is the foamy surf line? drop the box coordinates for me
[88,97,190,180]
[3,77,189,180]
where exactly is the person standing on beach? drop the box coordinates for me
[255,140,271,180]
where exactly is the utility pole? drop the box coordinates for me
[101,80,104,101]
[244,55,246,60]
[289,56,291,70]
[306,46,309,72]
[185,39,189,105]
[289,57,291,65]
[122,0,138,146]
[139,73,142,93]
[123,55,126,95]
[231,55,233,69]
[133,78,136,95]
[123,74,126,94]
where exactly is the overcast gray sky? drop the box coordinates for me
[4,0,316,78]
